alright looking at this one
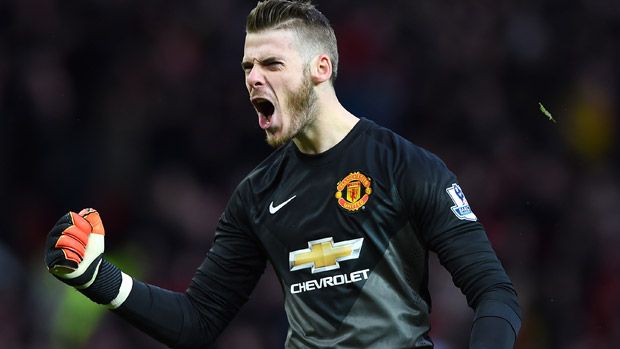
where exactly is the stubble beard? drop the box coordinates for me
[265,73,318,148]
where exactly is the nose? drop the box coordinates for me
[246,65,265,91]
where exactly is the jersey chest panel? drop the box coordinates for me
[250,156,409,326]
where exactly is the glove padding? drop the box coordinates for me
[45,208,105,287]
[45,208,122,305]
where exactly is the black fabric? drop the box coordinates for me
[474,299,522,336]
[114,281,213,349]
[113,118,520,348]
[470,316,516,349]
[80,259,122,304]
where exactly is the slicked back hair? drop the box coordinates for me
[246,0,339,83]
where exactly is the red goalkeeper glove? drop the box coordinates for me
[45,208,130,307]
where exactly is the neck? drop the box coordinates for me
[292,90,359,154]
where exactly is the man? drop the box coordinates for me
[45,1,521,348]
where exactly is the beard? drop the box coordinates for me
[265,71,318,148]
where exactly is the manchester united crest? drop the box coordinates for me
[335,171,372,211]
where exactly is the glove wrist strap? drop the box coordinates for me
[80,259,122,305]
[107,272,133,309]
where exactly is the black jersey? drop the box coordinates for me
[115,118,520,348]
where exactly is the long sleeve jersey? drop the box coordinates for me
[114,118,521,348]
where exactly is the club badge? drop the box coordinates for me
[335,171,372,211]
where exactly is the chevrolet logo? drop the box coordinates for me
[289,237,364,274]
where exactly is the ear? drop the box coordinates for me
[309,54,332,84]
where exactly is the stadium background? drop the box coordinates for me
[0,0,618,348]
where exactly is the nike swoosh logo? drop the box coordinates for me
[269,195,297,214]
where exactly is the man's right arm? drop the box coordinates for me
[45,192,266,348]
[112,205,267,348]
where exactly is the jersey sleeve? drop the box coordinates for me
[113,181,267,348]
[395,144,522,343]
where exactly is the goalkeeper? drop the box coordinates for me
[45,1,521,348]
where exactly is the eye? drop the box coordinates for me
[241,62,253,74]
[265,61,283,71]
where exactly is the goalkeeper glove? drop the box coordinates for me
[45,208,131,307]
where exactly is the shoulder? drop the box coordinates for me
[222,143,293,224]
[361,118,450,177]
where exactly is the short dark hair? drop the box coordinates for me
[246,0,339,83]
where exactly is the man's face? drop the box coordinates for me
[242,29,317,148]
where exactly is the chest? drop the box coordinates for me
[251,162,406,273]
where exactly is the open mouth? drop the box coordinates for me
[251,97,276,130]
[252,98,275,118]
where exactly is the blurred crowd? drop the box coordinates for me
[1,0,618,348]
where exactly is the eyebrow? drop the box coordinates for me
[241,56,283,70]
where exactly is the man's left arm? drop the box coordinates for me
[427,218,521,348]
[400,150,521,348]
